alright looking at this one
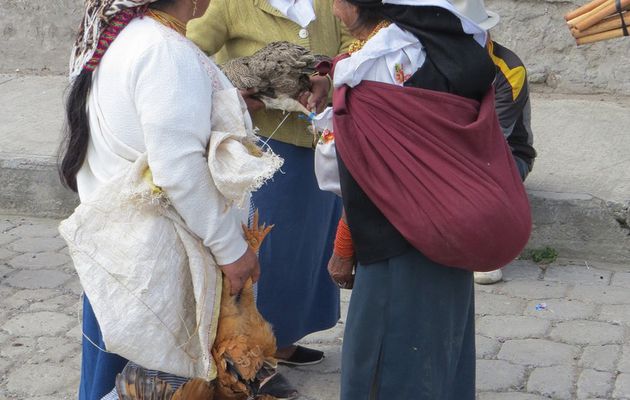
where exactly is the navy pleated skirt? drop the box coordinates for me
[252,138,342,348]
[79,296,128,400]
[341,248,476,400]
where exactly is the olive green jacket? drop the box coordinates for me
[188,0,353,147]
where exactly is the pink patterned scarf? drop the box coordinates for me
[69,0,158,80]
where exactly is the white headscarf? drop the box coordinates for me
[383,0,499,31]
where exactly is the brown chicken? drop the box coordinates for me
[115,211,278,400]
[212,211,278,400]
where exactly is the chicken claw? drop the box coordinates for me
[242,210,274,252]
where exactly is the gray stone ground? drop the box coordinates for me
[1,215,630,400]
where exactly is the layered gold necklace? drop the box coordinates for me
[146,8,187,35]
[348,20,392,54]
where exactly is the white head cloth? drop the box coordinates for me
[383,0,499,30]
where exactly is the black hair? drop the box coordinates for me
[345,1,387,32]
[58,69,93,192]
[58,0,177,192]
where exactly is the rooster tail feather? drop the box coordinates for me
[115,364,176,400]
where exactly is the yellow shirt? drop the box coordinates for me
[188,0,353,147]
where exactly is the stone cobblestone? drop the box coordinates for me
[569,284,630,304]
[475,293,526,316]
[599,304,630,326]
[496,280,569,299]
[579,345,621,372]
[524,298,596,320]
[611,272,630,288]
[5,269,73,290]
[477,359,527,392]
[613,373,630,399]
[1,214,630,399]
[477,316,550,340]
[500,261,543,281]
[618,346,630,373]
[477,335,501,359]
[477,393,547,400]
[550,320,625,345]
[8,252,71,269]
[8,237,66,253]
[527,365,576,400]
[0,248,17,260]
[544,265,612,286]
[497,339,580,367]
[576,369,614,399]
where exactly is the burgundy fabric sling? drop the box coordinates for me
[333,80,532,271]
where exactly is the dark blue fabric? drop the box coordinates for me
[340,248,476,400]
[513,155,530,181]
[252,138,342,348]
[79,296,128,400]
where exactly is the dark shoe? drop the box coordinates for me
[257,373,299,399]
[277,345,325,366]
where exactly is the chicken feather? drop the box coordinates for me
[220,41,331,115]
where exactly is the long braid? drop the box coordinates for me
[59,4,149,192]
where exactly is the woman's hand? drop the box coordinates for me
[328,253,355,289]
[239,88,265,113]
[304,75,331,113]
[220,247,260,295]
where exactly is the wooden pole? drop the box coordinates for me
[571,12,629,37]
[575,0,630,31]
[576,27,628,44]
[568,0,614,27]
[565,0,609,21]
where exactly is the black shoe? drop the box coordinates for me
[277,345,325,366]
[257,373,299,399]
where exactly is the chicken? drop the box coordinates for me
[220,41,331,115]
[114,211,278,400]
[212,211,277,400]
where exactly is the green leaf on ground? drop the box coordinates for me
[520,246,558,264]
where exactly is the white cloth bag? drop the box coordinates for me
[59,88,282,380]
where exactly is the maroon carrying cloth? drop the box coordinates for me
[333,81,532,271]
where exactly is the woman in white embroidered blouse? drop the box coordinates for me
[59,0,264,398]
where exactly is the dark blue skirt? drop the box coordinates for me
[341,248,476,400]
[252,138,342,348]
[79,296,128,400]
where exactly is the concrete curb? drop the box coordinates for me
[1,152,628,263]
[527,190,629,264]
[0,153,78,218]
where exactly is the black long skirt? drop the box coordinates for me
[340,248,475,400]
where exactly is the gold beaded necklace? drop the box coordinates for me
[146,8,187,36]
[348,20,392,54]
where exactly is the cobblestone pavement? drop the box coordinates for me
[1,215,630,400]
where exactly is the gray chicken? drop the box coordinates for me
[220,41,331,115]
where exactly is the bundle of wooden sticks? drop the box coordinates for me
[566,0,630,45]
